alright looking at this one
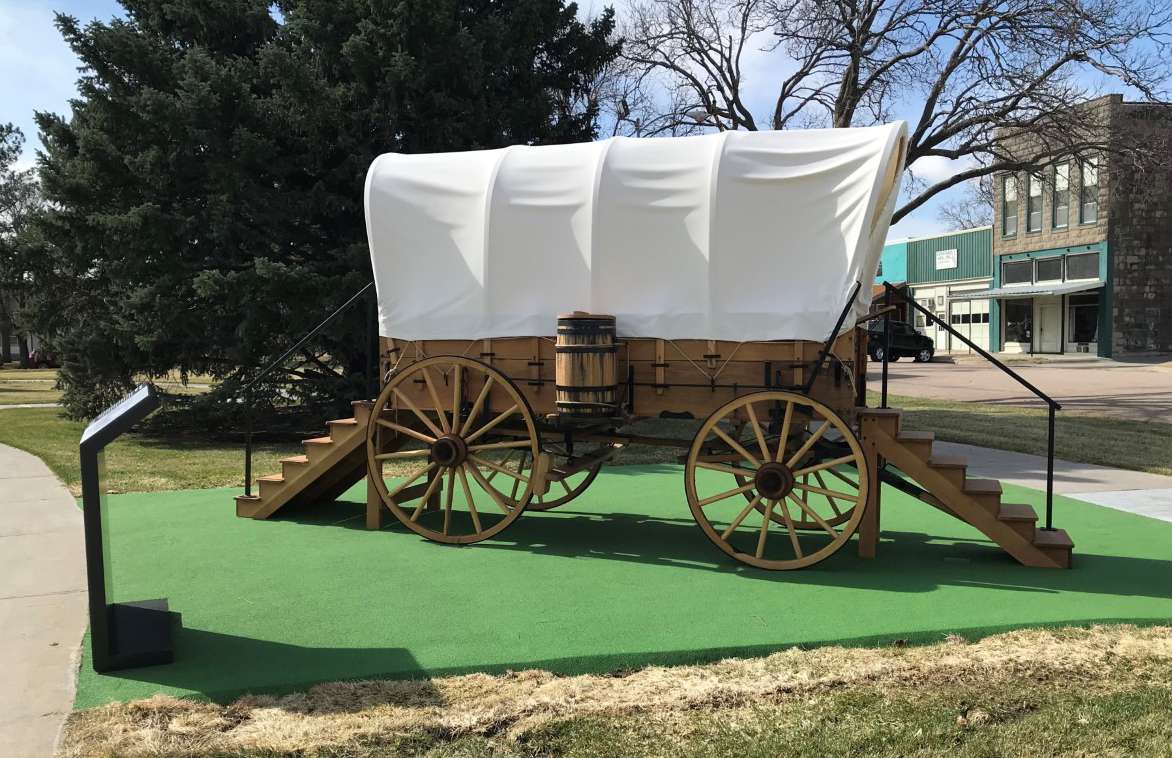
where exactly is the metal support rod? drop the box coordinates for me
[244,385,253,497]
[1046,404,1056,530]
[881,285,892,409]
[802,281,862,395]
[367,288,377,400]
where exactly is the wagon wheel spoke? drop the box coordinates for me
[420,368,450,433]
[376,418,435,445]
[468,440,533,453]
[456,466,481,533]
[814,470,844,517]
[393,388,444,438]
[452,365,463,431]
[485,449,517,483]
[442,469,455,535]
[792,454,857,478]
[470,454,529,483]
[697,481,757,508]
[793,481,860,503]
[776,498,803,557]
[375,448,430,461]
[460,376,495,436]
[711,425,760,468]
[464,404,520,445]
[409,468,445,522]
[464,461,512,515]
[788,492,838,539]
[744,402,772,463]
[786,419,831,469]
[721,495,762,540]
[775,401,795,462]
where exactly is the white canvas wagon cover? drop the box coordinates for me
[364,122,906,342]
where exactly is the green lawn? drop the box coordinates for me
[75,468,1172,708]
[875,392,1172,477]
[0,407,299,496]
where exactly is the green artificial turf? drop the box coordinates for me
[75,466,1172,708]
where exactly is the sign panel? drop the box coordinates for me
[935,249,958,270]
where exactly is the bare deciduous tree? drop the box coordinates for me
[618,0,1172,222]
[936,176,994,229]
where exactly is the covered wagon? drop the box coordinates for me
[238,123,1073,572]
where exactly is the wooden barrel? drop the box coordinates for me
[556,312,618,417]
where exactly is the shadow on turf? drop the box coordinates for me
[273,497,1172,602]
[99,626,441,706]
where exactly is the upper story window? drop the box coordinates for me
[1080,158,1099,224]
[1001,175,1018,236]
[1052,162,1069,229]
[1027,173,1043,232]
[1002,259,1032,285]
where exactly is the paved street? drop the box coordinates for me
[867,357,1172,423]
[0,444,86,757]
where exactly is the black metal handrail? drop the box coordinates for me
[878,281,1062,530]
[241,281,377,497]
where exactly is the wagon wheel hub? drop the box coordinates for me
[430,434,469,468]
[753,462,795,500]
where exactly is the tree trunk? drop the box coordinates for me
[0,327,11,364]
[17,334,30,369]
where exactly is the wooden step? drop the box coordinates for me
[257,474,286,498]
[303,436,336,464]
[962,478,1003,512]
[327,418,360,440]
[280,454,311,479]
[1033,528,1074,569]
[896,430,934,459]
[927,454,967,487]
[235,494,263,518]
[858,407,902,436]
[997,503,1038,541]
[352,400,374,423]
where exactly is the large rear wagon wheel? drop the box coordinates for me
[366,356,541,544]
[684,391,868,570]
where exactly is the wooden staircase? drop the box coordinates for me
[858,407,1074,568]
[235,401,373,520]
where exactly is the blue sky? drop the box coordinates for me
[1,0,1017,240]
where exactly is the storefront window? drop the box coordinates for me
[1068,294,1099,343]
[1066,252,1099,280]
[1036,257,1063,282]
[1002,259,1032,285]
[1004,300,1033,344]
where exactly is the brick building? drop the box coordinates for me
[986,95,1172,357]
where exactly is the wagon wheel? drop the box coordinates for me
[366,356,541,544]
[684,390,868,570]
[491,441,617,511]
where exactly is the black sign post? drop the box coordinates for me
[80,382,180,672]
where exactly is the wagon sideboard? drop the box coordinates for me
[379,330,864,422]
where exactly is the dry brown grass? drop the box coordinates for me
[61,624,1172,757]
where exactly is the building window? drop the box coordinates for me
[1068,293,1099,343]
[1036,257,1063,282]
[1066,252,1099,280]
[1001,175,1017,236]
[1052,162,1069,229]
[1002,259,1032,285]
[1004,299,1033,343]
[1080,158,1098,224]
[1027,173,1043,232]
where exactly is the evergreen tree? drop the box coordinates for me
[32,0,618,418]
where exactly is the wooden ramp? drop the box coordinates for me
[858,407,1074,568]
[235,401,372,520]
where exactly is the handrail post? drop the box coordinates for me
[244,384,253,497]
[881,284,892,409]
[367,288,377,400]
[1045,402,1056,530]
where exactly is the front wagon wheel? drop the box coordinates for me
[684,391,868,570]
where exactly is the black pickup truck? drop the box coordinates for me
[865,320,935,363]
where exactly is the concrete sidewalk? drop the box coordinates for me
[936,441,1172,522]
[0,444,86,757]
